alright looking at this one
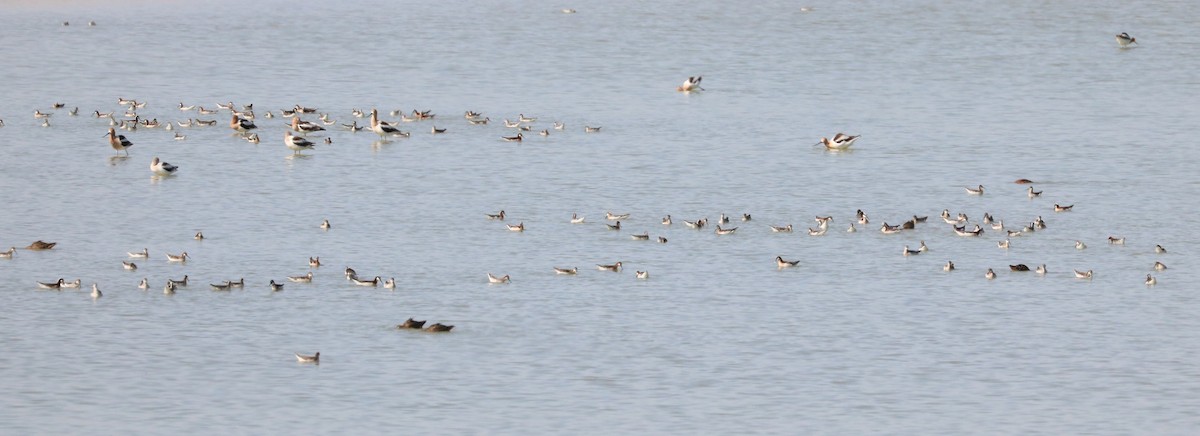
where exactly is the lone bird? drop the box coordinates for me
[106,128,133,155]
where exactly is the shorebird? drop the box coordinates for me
[1145,274,1156,286]
[597,262,622,272]
[123,261,137,270]
[1154,261,1167,271]
[228,278,244,288]
[1036,264,1047,274]
[168,275,188,287]
[230,114,256,132]
[657,236,668,243]
[501,133,523,142]
[468,117,489,125]
[26,240,57,250]
[138,278,149,289]
[398,318,426,329]
[1076,240,1087,250]
[486,210,506,220]
[164,281,176,294]
[1155,244,1166,254]
[1009,264,1030,272]
[0,247,14,258]
[880,223,902,234]
[269,280,284,291]
[425,323,454,332]
[631,232,650,240]
[37,279,65,289]
[808,227,826,236]
[818,133,859,150]
[662,215,672,225]
[553,121,565,130]
[194,231,204,240]
[635,271,649,279]
[165,252,188,262]
[1108,236,1125,245]
[742,214,752,221]
[584,126,601,133]
[150,157,178,175]
[776,256,800,268]
[309,257,321,267]
[320,219,331,229]
[1027,186,1042,198]
[288,272,313,283]
[58,279,81,289]
[903,245,921,256]
[605,221,622,231]
[384,278,396,289]
[91,283,102,298]
[1054,204,1073,212]
[1074,269,1094,279]
[430,126,447,134]
[128,248,149,258]
[986,269,996,280]
[676,76,703,92]
[944,261,955,271]
[770,224,793,233]
[606,212,630,220]
[554,267,578,275]
[369,109,405,139]
[998,239,1010,249]
[570,213,585,224]
[352,276,381,287]
[507,222,525,232]
[487,273,511,284]
[715,226,737,235]
[284,131,316,155]
[106,128,133,154]
[918,241,929,252]
[295,352,319,363]
[847,223,857,232]
[965,185,985,195]
[210,282,232,290]
[518,114,537,123]
[1116,32,1137,47]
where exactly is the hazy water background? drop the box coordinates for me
[2,0,1199,433]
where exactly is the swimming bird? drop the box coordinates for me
[1116,32,1137,47]
[991,220,1005,231]
[295,352,319,363]
[742,214,752,221]
[128,248,148,258]
[33,110,52,119]
[1034,216,1046,229]
[467,117,490,125]
[425,323,454,332]
[606,212,630,221]
[91,283,102,298]
[169,275,188,286]
[194,231,204,240]
[944,261,955,271]
[819,133,859,150]
[0,247,14,258]
[210,282,232,291]
[770,224,793,233]
[165,252,188,262]
[352,276,381,287]
[584,126,601,133]
[657,236,668,243]
[501,133,523,142]
[179,102,195,111]
[503,119,521,128]
[631,232,650,240]
[776,256,800,268]
[288,272,313,283]
[150,157,178,175]
[570,213,585,224]
[58,279,81,289]
[1027,186,1042,198]
[808,227,826,236]
[269,280,284,291]
[518,114,537,123]
[606,221,621,231]
[953,225,983,237]
[1146,274,1156,286]
[880,223,902,234]
[1155,244,1166,254]
[1154,261,1167,271]
[919,241,929,252]
[309,257,321,267]
[903,245,921,256]
[37,278,65,289]
[487,273,511,284]
[662,215,672,225]
[284,131,316,155]
[554,121,565,130]
[847,223,857,232]
[1009,264,1030,271]
[986,269,996,280]
[164,281,176,294]
[174,132,186,141]
[26,240,57,250]
[320,219,331,229]
[597,262,622,272]
[138,278,149,289]
[635,271,649,279]
[486,210,506,220]
[965,185,985,195]
[998,239,1010,249]
[1108,236,1125,245]
[1036,264,1047,274]
[1054,204,1073,212]
[106,128,133,155]
[677,76,704,92]
[1075,240,1087,250]
[341,121,364,131]
[398,318,426,329]
[1007,230,1023,237]
[123,261,137,270]
[554,267,578,275]
[228,278,244,288]
[715,226,737,235]
[230,114,256,132]
[1074,269,1094,279]
[507,222,525,232]
[431,126,447,134]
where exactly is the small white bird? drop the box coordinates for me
[1145,274,1156,286]
[1116,32,1137,47]
[1074,269,1094,279]
[487,273,511,284]
[122,261,137,270]
[166,252,189,262]
[295,352,319,364]
[288,272,313,283]
[91,283,102,298]
[320,219,331,230]
[676,76,704,92]
[554,267,578,275]
[965,185,985,195]
[150,157,179,175]
[985,268,996,280]
[635,271,649,280]
[943,261,955,271]
[570,213,585,224]
[128,248,149,258]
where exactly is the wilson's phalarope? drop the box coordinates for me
[770,224,793,233]
[1074,269,1094,279]
[150,157,178,175]
[501,133,523,142]
[606,212,630,221]
[228,278,244,288]
[284,131,316,154]
[210,281,232,290]
[128,248,149,258]
[903,245,920,256]
[1075,240,1087,250]
[345,267,357,280]
[570,213,585,224]
[384,278,396,289]
[880,223,901,234]
[431,126,447,134]
[168,275,188,286]
[631,232,650,240]
[91,283,102,298]
[998,239,1010,249]
[964,185,985,195]
[37,278,65,289]
[295,352,319,363]
[1146,274,1157,286]
[1007,230,1023,237]
[320,219,331,230]
[596,262,622,272]
[0,247,14,258]
[1027,186,1042,198]
[919,241,929,252]
[288,272,313,283]
[487,273,511,284]
[58,279,81,289]
[1154,261,1167,271]
[657,236,668,243]
[164,281,176,294]
[776,256,800,268]
[808,227,826,236]
[1054,204,1073,212]
[715,226,737,235]
[123,261,137,270]
[138,278,149,289]
[635,271,649,279]
[166,252,188,262]
[676,76,703,92]
[1009,264,1030,271]
[518,114,537,123]
[507,222,525,232]
[847,223,856,232]
[398,318,426,329]
[486,210,506,220]
[269,280,284,291]
[1036,264,1047,274]
[309,257,321,267]
[986,269,996,280]
[554,267,579,275]
[553,121,565,130]
[425,323,454,332]
[606,221,621,231]
[584,126,601,133]
[352,276,381,287]
[105,128,133,155]
[1108,236,1125,245]
[468,117,490,125]
[662,215,672,225]
[944,261,955,271]
[1116,32,1137,47]
[1155,244,1166,254]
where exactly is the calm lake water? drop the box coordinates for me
[2,0,1198,433]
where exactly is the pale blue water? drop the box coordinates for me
[1,0,1199,434]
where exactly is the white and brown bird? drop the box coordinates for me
[106,128,132,155]
[676,76,703,92]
